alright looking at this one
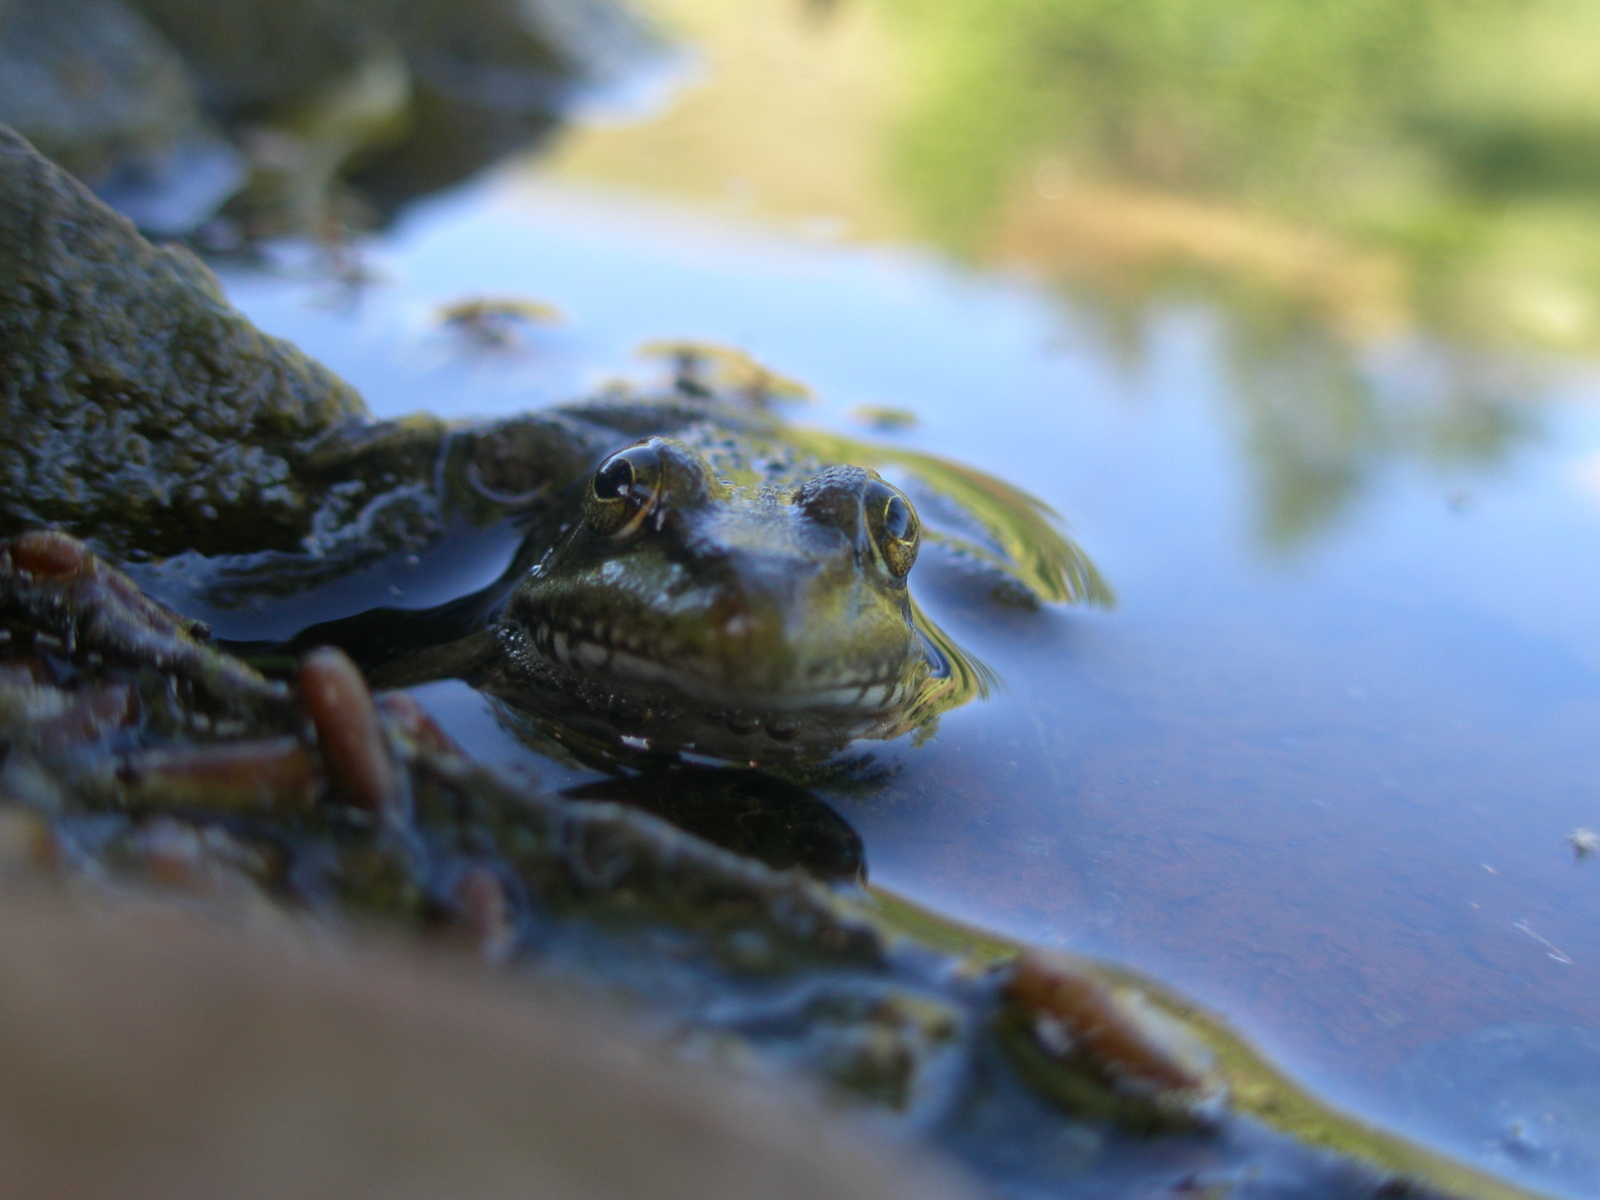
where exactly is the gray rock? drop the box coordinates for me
[0,126,366,558]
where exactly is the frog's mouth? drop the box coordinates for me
[512,613,929,715]
[491,579,954,758]
[491,584,990,762]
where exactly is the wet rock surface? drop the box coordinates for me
[0,129,366,557]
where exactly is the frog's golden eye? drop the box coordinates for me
[585,443,662,538]
[867,483,919,579]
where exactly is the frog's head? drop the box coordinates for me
[498,437,943,759]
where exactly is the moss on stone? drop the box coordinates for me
[0,125,367,558]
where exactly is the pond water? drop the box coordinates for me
[215,161,1600,1197]
[24,0,1581,1192]
[15,0,1600,1194]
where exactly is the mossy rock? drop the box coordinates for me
[0,124,367,558]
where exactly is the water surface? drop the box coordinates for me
[215,167,1600,1196]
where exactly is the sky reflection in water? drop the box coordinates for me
[223,167,1600,1196]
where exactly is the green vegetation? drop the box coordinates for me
[854,0,1600,544]
[877,0,1600,352]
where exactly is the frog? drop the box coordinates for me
[0,122,1109,766]
[175,376,1107,763]
[383,384,1113,762]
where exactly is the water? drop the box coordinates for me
[214,162,1600,1196]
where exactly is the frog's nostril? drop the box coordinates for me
[794,465,870,535]
[638,438,727,510]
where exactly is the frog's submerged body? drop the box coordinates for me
[0,123,1104,763]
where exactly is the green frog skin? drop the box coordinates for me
[485,424,935,761]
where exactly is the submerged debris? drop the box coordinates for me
[439,296,566,347]
[848,406,920,432]
[639,340,815,408]
[998,949,1228,1130]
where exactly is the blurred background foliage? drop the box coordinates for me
[878,0,1600,353]
[552,0,1599,544]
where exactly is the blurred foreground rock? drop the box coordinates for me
[0,885,980,1200]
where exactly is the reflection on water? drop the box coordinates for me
[1221,321,1538,547]
[878,0,1600,352]
[551,0,1600,549]
[219,168,1600,1195]
[562,767,866,881]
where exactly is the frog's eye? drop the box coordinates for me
[585,443,663,538]
[867,483,919,579]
